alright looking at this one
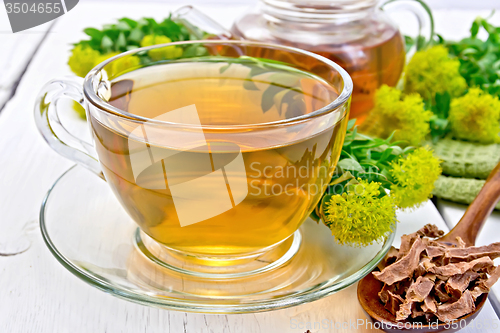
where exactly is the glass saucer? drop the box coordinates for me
[40,165,395,313]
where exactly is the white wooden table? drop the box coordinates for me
[1,2,500,332]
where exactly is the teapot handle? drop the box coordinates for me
[172,6,233,40]
[381,0,435,52]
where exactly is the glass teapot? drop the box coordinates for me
[173,0,433,121]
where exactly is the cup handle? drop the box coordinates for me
[34,76,104,180]
[381,0,435,52]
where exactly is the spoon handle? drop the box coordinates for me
[440,161,500,246]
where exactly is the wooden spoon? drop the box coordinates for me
[357,161,500,333]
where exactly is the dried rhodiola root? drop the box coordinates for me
[373,224,500,323]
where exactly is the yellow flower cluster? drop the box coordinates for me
[99,52,141,78]
[404,45,467,101]
[68,45,140,78]
[390,147,442,209]
[324,179,395,247]
[140,35,183,61]
[360,85,432,146]
[449,88,500,144]
[67,44,101,78]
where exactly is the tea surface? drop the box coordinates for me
[91,59,348,256]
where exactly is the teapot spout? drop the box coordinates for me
[172,6,234,40]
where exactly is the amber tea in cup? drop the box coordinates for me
[36,41,352,266]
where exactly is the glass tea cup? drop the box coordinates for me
[35,40,352,273]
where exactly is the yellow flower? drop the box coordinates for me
[72,101,86,119]
[324,179,396,247]
[68,44,101,77]
[68,46,140,79]
[95,51,119,64]
[390,147,442,209]
[140,35,182,61]
[360,85,432,146]
[96,52,141,78]
[449,88,500,144]
[404,45,467,101]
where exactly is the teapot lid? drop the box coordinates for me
[262,0,378,14]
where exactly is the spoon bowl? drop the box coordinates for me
[358,271,488,332]
[357,161,500,332]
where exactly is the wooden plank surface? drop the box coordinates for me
[0,2,499,332]
[0,6,53,111]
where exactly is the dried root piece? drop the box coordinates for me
[436,291,475,323]
[428,257,494,277]
[396,276,434,321]
[373,238,427,285]
[373,224,500,323]
[445,271,480,299]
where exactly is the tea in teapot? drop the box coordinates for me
[174,0,433,121]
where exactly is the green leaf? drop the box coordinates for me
[101,35,114,53]
[128,28,144,43]
[84,28,103,40]
[116,32,127,51]
[481,18,495,34]
[354,132,374,140]
[243,79,260,91]
[388,145,404,155]
[249,66,273,77]
[461,48,479,57]
[346,119,356,131]
[330,171,355,185]
[309,208,321,222]
[380,167,393,181]
[284,94,306,119]
[404,35,415,53]
[261,84,283,113]
[337,159,364,173]
[119,18,138,29]
[320,194,334,211]
[378,148,394,163]
[268,72,300,87]
[273,89,290,116]
[219,63,231,74]
[116,21,131,31]
[434,91,451,118]
[443,16,500,98]
[144,18,158,28]
[402,146,416,154]
[471,18,480,37]
[126,45,139,51]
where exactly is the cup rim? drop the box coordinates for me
[83,40,353,129]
